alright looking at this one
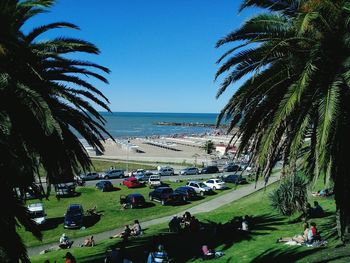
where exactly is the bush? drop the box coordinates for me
[270,174,308,216]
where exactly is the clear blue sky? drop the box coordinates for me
[26,0,257,113]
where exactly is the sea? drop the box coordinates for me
[98,112,222,139]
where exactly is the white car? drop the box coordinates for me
[28,203,46,225]
[204,179,227,190]
[186,181,212,196]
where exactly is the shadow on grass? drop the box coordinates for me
[77,213,286,263]
[40,217,64,231]
[141,202,156,209]
[84,215,102,228]
[250,247,325,263]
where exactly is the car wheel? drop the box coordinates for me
[183,172,186,175]
[213,186,216,190]
[104,176,109,179]
[161,200,165,206]
[149,195,153,201]
[171,173,174,176]
[200,191,204,196]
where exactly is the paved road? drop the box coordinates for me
[83,171,249,187]
[28,173,279,257]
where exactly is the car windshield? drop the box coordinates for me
[133,196,144,202]
[198,183,206,187]
[163,188,173,193]
[30,211,44,218]
[150,178,159,181]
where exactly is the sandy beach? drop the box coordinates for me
[87,132,239,165]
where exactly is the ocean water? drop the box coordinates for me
[98,112,221,138]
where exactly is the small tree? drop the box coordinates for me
[203,140,215,154]
[270,175,308,216]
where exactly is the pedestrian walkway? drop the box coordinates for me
[28,174,279,257]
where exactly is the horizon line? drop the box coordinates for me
[98,111,220,114]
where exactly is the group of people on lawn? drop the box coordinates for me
[56,199,326,262]
[279,201,327,246]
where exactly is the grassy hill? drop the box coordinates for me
[30,180,349,263]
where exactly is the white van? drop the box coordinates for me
[28,203,46,225]
[148,175,161,188]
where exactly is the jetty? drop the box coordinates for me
[154,121,227,128]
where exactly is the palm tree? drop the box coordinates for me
[0,0,112,261]
[216,0,350,243]
[203,140,215,154]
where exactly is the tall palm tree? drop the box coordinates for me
[216,0,350,243]
[0,0,112,261]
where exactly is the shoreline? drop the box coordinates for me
[84,130,239,165]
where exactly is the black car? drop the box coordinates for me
[55,182,77,197]
[223,164,242,172]
[174,186,197,201]
[120,193,146,209]
[64,204,84,229]
[95,180,114,192]
[222,174,247,184]
[149,187,183,205]
[201,166,220,174]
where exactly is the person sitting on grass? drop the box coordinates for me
[131,220,143,236]
[201,244,225,260]
[277,222,310,244]
[169,216,181,233]
[81,235,95,247]
[313,201,325,217]
[307,222,321,244]
[147,244,169,263]
[110,225,131,240]
[59,233,74,249]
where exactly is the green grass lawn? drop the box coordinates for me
[30,179,350,263]
[21,180,240,247]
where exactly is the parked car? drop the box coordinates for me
[186,181,212,196]
[80,172,100,181]
[134,172,152,182]
[157,166,175,176]
[64,204,84,229]
[55,182,76,197]
[200,166,219,174]
[148,175,162,188]
[204,179,227,190]
[95,180,114,192]
[120,193,146,209]
[174,186,197,201]
[149,187,183,205]
[222,174,247,184]
[223,163,242,172]
[100,169,125,179]
[28,203,46,225]
[122,177,144,188]
[179,167,199,175]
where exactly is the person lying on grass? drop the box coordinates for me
[277,222,310,244]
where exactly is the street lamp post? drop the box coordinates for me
[126,139,130,174]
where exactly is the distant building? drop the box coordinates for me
[215,144,237,156]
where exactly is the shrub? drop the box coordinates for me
[270,174,308,216]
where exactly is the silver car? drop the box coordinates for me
[80,172,100,181]
[100,169,125,179]
[180,167,199,175]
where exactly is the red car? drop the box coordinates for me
[122,177,143,188]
